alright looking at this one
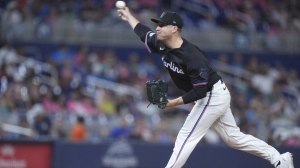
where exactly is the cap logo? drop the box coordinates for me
[173,21,176,24]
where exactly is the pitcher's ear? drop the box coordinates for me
[172,25,178,33]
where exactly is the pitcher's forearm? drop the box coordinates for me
[166,97,184,107]
[128,16,139,29]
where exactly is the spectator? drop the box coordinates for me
[287,69,300,93]
[128,117,151,141]
[10,80,31,113]
[52,118,68,139]
[96,90,117,116]
[42,88,64,113]
[88,47,105,76]
[0,42,19,66]
[151,120,173,143]
[70,115,88,142]
[67,91,98,115]
[101,49,119,81]
[50,44,74,66]
[0,92,16,117]
[59,59,76,92]
[1,1,24,39]
[110,116,131,140]
[74,44,89,67]
[244,55,259,73]
[251,62,276,95]
[290,14,300,33]
[33,111,52,138]
[230,52,244,71]
[139,57,158,78]
[198,12,217,30]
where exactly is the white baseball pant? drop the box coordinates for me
[166,79,281,168]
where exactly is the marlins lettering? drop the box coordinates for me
[163,61,184,74]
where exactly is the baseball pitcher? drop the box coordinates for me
[117,6,294,168]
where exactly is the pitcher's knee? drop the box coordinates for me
[223,131,247,148]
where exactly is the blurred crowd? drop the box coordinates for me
[1,0,300,40]
[0,42,299,147]
[0,0,300,147]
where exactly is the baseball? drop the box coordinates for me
[115,1,126,8]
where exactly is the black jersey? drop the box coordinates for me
[134,23,221,104]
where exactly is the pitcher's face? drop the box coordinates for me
[156,22,176,41]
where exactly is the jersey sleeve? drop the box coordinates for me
[134,23,159,53]
[182,55,210,104]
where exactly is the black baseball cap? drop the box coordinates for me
[151,11,183,29]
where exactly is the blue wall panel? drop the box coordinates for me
[53,141,300,168]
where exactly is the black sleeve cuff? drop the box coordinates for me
[182,86,207,104]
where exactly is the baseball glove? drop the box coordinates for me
[146,79,168,109]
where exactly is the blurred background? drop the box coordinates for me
[0,0,299,168]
